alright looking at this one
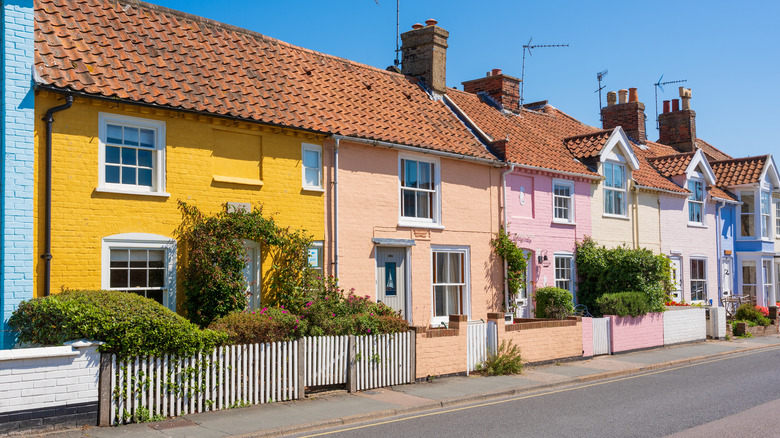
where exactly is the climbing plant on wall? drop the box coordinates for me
[176,201,314,327]
[491,229,529,309]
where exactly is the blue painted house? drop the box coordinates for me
[1,0,35,348]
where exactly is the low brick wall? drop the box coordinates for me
[609,313,664,353]
[0,341,101,434]
[413,315,468,378]
[488,314,582,364]
[581,317,594,358]
[663,307,706,345]
[734,322,779,337]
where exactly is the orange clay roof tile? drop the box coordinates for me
[710,156,769,187]
[35,0,495,160]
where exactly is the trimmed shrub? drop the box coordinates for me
[734,303,770,327]
[477,341,523,376]
[208,307,307,344]
[534,287,574,319]
[596,292,652,317]
[8,290,226,358]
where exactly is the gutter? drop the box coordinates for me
[41,94,73,297]
[633,183,691,197]
[334,135,502,167]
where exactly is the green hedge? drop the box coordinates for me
[734,303,770,327]
[596,292,652,317]
[534,287,574,319]
[8,290,226,358]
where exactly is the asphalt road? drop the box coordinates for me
[290,346,780,438]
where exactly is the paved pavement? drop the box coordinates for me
[32,336,780,438]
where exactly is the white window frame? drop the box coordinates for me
[738,190,756,239]
[430,245,470,326]
[398,153,442,229]
[97,113,168,197]
[775,261,780,305]
[689,257,707,303]
[763,259,774,307]
[553,252,576,302]
[552,179,575,224]
[308,240,324,275]
[603,161,627,218]
[101,233,177,310]
[687,179,705,226]
[775,200,780,238]
[738,256,759,305]
[301,143,324,192]
[760,190,771,239]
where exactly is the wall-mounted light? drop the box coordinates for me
[537,249,548,264]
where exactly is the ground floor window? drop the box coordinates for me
[432,247,470,324]
[764,260,774,306]
[741,260,757,303]
[554,253,575,298]
[690,258,707,302]
[102,233,176,310]
[775,261,780,305]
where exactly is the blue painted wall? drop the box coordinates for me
[1,0,35,349]
[719,203,737,298]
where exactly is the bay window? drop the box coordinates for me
[760,191,771,238]
[739,191,755,237]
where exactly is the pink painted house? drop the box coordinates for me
[448,72,601,317]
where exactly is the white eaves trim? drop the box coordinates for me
[686,149,717,186]
[760,154,780,189]
[600,127,640,171]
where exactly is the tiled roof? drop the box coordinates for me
[695,139,732,162]
[646,152,696,178]
[708,186,737,202]
[563,130,612,159]
[631,146,690,194]
[711,156,769,187]
[446,90,599,176]
[34,0,494,160]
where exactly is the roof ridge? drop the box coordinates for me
[112,0,410,81]
[646,151,696,161]
[563,129,611,142]
[711,155,769,165]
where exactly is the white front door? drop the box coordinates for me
[376,247,407,318]
[243,240,261,310]
[669,256,683,301]
[514,251,532,318]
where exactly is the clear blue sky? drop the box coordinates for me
[151,0,779,159]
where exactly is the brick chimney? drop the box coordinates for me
[658,87,696,152]
[400,19,449,95]
[461,69,521,112]
[601,87,646,144]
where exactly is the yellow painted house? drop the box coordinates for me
[33,90,325,311]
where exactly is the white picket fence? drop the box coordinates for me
[109,332,414,425]
[466,320,497,374]
[354,332,413,391]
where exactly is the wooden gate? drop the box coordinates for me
[592,317,611,356]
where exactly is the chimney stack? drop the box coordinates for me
[400,19,449,95]
[658,87,696,152]
[601,87,647,144]
[462,68,521,112]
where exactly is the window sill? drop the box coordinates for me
[602,213,629,220]
[212,175,264,187]
[552,220,577,226]
[95,187,170,198]
[302,186,325,193]
[398,221,445,230]
[687,223,708,229]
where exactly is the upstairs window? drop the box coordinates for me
[687,180,704,224]
[553,179,575,224]
[740,191,755,237]
[302,143,323,191]
[399,156,440,226]
[776,201,780,238]
[760,191,771,239]
[603,162,626,217]
[99,113,166,195]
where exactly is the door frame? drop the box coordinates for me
[242,240,262,310]
[374,245,412,322]
[669,255,683,302]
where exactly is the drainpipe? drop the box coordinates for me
[41,95,73,297]
[500,164,515,313]
[333,136,340,280]
[632,184,640,249]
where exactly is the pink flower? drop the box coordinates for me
[332,313,335,317]
[367,328,371,333]
[324,296,329,300]
[282,310,288,314]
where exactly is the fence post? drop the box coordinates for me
[297,340,306,399]
[408,330,416,383]
[346,335,357,393]
[97,353,112,426]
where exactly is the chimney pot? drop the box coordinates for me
[411,23,423,30]
[618,89,628,104]
[400,20,449,95]
[606,91,617,106]
[671,99,680,112]
[663,100,670,114]
[425,18,438,26]
[629,88,638,103]
[679,87,692,110]
[492,68,502,76]
[486,71,491,77]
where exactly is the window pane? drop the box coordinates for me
[404,160,417,188]
[435,253,447,283]
[741,214,755,237]
[110,269,128,288]
[305,167,319,187]
[121,148,136,166]
[106,165,120,183]
[138,149,153,168]
[741,192,755,214]
[446,285,460,315]
[613,165,624,189]
[123,127,139,146]
[122,167,136,185]
[416,191,431,219]
[449,253,462,283]
[129,250,147,268]
[107,124,123,144]
[139,129,155,148]
[419,162,432,190]
[434,285,446,316]
[106,146,121,164]
[303,149,319,168]
[742,261,756,284]
[402,190,416,217]
[604,190,614,214]
[149,269,165,288]
[604,163,613,187]
[129,269,147,288]
[149,250,164,267]
[146,289,164,305]
[110,250,129,266]
[138,169,153,187]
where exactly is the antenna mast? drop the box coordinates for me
[653,75,687,129]
[595,69,608,121]
[520,38,568,107]
[394,0,400,66]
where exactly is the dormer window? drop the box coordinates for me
[603,162,626,217]
[740,191,755,237]
[687,179,704,225]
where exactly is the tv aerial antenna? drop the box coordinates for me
[595,69,608,121]
[520,38,568,108]
[653,75,687,129]
[374,0,402,68]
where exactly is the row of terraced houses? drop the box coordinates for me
[2,0,780,348]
